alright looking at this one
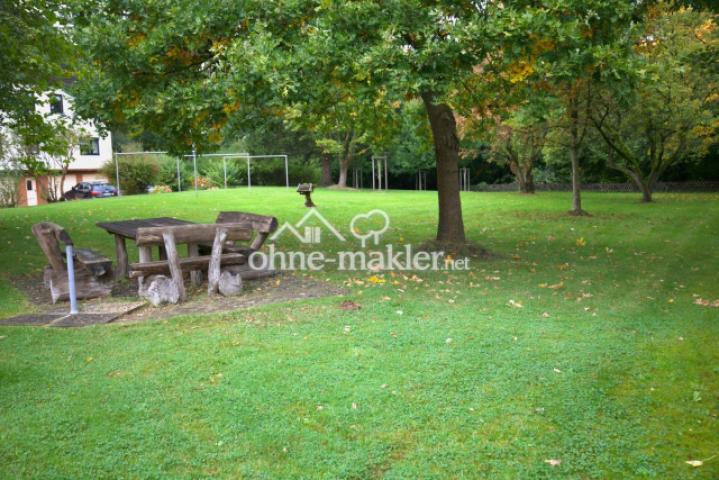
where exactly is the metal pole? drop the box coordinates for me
[247,157,251,189]
[65,245,78,315]
[176,158,181,192]
[284,155,289,188]
[114,152,121,196]
[223,157,228,189]
[192,146,198,195]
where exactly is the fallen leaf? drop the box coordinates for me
[686,460,703,467]
[367,275,386,284]
[576,237,586,247]
[339,300,361,311]
[508,299,523,308]
[544,459,561,467]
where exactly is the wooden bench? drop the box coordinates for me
[32,222,114,303]
[129,222,253,302]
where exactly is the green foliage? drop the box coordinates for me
[591,4,719,199]
[0,1,75,134]
[101,155,158,195]
[156,156,193,192]
[200,159,245,188]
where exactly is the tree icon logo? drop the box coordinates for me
[350,209,390,247]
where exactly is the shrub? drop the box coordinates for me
[150,184,172,194]
[201,158,245,187]
[101,155,159,195]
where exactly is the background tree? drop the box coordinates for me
[72,0,642,244]
[0,1,75,135]
[488,110,549,194]
[592,4,719,202]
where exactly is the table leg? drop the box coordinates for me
[138,246,152,291]
[115,235,129,279]
[188,243,202,287]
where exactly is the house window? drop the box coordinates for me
[49,94,64,114]
[79,137,100,155]
[26,180,33,191]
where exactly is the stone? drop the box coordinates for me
[218,270,243,296]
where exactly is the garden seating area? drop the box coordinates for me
[33,211,278,307]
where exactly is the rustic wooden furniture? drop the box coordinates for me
[97,214,278,279]
[130,223,253,301]
[32,222,114,303]
[214,211,279,252]
[96,217,195,279]
[296,183,316,207]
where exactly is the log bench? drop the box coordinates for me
[32,222,114,303]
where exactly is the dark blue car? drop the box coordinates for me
[64,181,118,200]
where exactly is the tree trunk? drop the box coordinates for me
[512,161,535,194]
[337,155,350,187]
[320,154,333,186]
[421,92,466,244]
[568,145,587,215]
[568,104,588,216]
[640,184,653,203]
[336,131,353,188]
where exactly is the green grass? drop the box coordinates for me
[1,188,718,479]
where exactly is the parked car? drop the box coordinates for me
[64,181,118,200]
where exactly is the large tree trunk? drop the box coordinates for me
[421,92,466,245]
[511,161,535,194]
[320,154,333,186]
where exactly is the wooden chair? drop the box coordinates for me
[31,222,114,303]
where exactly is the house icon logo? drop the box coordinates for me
[270,208,347,244]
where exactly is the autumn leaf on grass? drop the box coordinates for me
[539,281,564,290]
[508,299,523,308]
[339,300,361,311]
[693,298,719,307]
[367,275,386,284]
[686,454,717,467]
[576,237,586,247]
[544,459,561,467]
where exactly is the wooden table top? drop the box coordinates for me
[96,217,196,239]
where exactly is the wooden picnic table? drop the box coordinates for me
[96,217,196,279]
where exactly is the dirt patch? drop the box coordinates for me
[10,272,344,324]
[120,273,343,323]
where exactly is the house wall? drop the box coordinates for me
[1,90,113,207]
[36,90,113,171]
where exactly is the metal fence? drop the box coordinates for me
[111,151,290,195]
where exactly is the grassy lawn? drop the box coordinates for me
[0,187,718,478]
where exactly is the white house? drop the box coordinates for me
[0,90,112,206]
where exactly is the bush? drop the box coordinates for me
[156,156,194,192]
[150,184,172,194]
[101,155,159,195]
[201,158,245,187]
